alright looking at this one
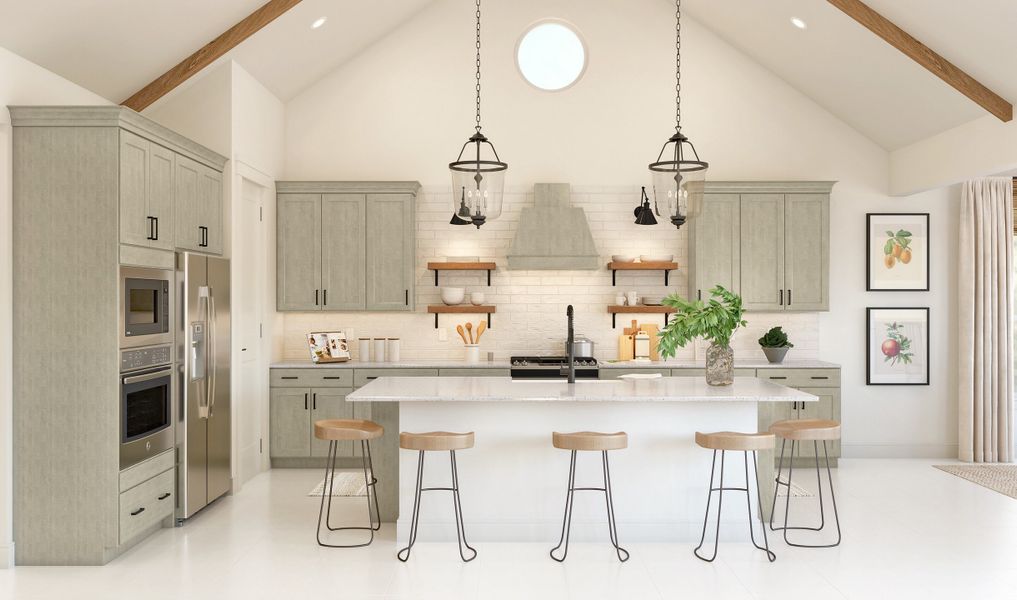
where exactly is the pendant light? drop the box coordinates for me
[647,0,708,230]
[448,0,507,229]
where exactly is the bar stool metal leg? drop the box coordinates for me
[694,450,724,562]
[317,439,380,548]
[744,451,776,562]
[770,439,841,548]
[602,450,630,562]
[550,450,578,562]
[695,449,775,562]
[398,449,477,562]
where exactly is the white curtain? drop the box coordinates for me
[958,178,1014,463]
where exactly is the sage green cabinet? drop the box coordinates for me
[119,130,175,250]
[366,193,414,311]
[176,155,223,255]
[689,182,833,312]
[688,193,740,301]
[277,194,322,311]
[310,388,355,458]
[275,182,420,313]
[740,194,785,311]
[756,368,841,466]
[269,388,310,458]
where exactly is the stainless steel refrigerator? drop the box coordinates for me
[176,252,231,520]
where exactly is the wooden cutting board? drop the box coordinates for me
[639,323,660,361]
[623,320,640,336]
[618,334,635,361]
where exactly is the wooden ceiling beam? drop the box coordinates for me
[827,0,1012,122]
[122,0,302,112]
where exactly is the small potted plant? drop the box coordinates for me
[758,326,793,364]
[659,286,747,386]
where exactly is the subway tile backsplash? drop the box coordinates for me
[281,186,819,362]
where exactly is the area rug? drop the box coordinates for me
[308,471,372,497]
[775,479,815,498]
[933,464,1017,500]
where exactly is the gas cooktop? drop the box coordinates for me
[509,356,599,379]
[510,356,598,367]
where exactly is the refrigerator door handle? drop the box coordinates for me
[207,288,217,419]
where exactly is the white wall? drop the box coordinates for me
[0,45,111,568]
[283,0,959,458]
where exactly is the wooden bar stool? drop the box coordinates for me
[769,419,842,548]
[549,431,630,563]
[314,419,384,548]
[397,431,477,563]
[693,431,776,563]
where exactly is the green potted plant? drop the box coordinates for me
[758,326,793,364]
[659,285,747,386]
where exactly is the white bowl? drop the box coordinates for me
[642,296,664,306]
[470,292,486,305]
[440,287,465,305]
[612,254,637,263]
[640,254,673,263]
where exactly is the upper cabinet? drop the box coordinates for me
[689,182,834,312]
[175,155,223,255]
[276,182,420,312]
[119,130,176,251]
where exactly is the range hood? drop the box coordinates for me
[506,183,599,270]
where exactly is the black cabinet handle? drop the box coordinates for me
[787,289,792,306]
[779,289,783,306]
[770,376,787,380]
[315,289,319,306]
[304,393,308,410]
[810,376,829,380]
[280,376,298,380]
[405,289,409,305]
[312,393,317,410]
[697,289,701,301]
[130,507,145,517]
[153,216,159,241]
[323,289,327,306]
[146,216,156,240]
[323,376,343,380]
[158,492,171,501]
[366,376,378,380]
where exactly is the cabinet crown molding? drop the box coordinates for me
[7,105,228,171]
[276,181,422,195]
[704,181,837,194]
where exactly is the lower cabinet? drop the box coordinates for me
[757,368,841,466]
[118,467,174,545]
[270,386,358,459]
[311,388,357,458]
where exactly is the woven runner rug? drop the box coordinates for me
[308,471,371,497]
[933,464,1017,500]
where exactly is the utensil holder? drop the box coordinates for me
[464,344,480,364]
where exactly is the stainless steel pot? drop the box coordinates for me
[571,335,595,357]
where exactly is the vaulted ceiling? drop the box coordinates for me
[1,0,1012,151]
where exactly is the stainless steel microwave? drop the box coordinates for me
[120,266,173,349]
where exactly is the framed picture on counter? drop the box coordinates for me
[866,213,930,291]
[866,307,929,385]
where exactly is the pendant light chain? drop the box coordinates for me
[675,0,681,133]
[474,0,483,133]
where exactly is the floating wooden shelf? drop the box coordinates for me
[608,261,679,286]
[427,304,496,328]
[428,262,497,286]
[607,304,675,327]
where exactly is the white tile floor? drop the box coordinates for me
[2,459,1016,599]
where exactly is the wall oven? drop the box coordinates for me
[120,266,173,349]
[120,344,175,469]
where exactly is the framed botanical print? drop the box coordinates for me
[866,213,930,291]
[866,307,930,385]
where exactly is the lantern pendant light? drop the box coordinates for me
[647,0,708,230]
[448,0,507,229]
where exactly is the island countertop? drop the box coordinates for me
[346,376,817,403]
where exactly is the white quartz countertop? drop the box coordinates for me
[271,359,838,370]
[346,376,817,403]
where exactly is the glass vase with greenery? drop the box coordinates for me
[659,285,747,386]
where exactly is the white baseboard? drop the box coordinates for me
[0,541,13,568]
[842,443,957,459]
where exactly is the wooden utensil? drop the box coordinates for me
[456,324,470,345]
[465,322,474,344]
[475,321,487,342]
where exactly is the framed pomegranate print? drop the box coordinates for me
[866,213,930,291]
[866,307,929,385]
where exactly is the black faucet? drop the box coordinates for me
[564,305,575,383]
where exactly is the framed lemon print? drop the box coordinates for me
[866,213,929,291]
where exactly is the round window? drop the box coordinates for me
[515,20,587,91]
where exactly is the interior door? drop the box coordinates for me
[277,194,322,311]
[740,194,785,311]
[784,194,829,311]
[206,256,231,503]
[366,193,414,311]
[689,193,740,300]
[321,194,367,310]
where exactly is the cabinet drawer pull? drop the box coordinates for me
[810,376,829,380]
[280,376,299,380]
[323,376,344,380]
[770,376,787,380]
[130,507,146,517]
[157,492,171,501]
[366,376,378,380]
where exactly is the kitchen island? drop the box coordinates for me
[347,376,816,543]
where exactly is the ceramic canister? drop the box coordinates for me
[358,338,371,361]
[373,338,386,363]
[386,338,401,362]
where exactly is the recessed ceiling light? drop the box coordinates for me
[790,17,807,30]
[311,16,327,29]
